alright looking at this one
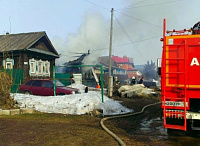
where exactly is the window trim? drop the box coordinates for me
[6,61,13,69]
[29,58,50,77]
[29,58,36,76]
[3,58,14,69]
[44,60,50,76]
[37,59,43,76]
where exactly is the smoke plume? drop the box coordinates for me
[53,0,197,66]
[54,11,110,66]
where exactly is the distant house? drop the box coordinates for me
[0,31,59,81]
[112,55,134,70]
[97,56,127,86]
[98,56,126,75]
[112,55,137,78]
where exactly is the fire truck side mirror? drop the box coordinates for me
[157,58,161,76]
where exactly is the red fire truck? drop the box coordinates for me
[159,19,200,131]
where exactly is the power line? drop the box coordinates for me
[116,0,186,10]
[91,34,162,52]
[113,35,162,47]
[114,14,146,62]
[117,0,148,11]
[84,0,110,11]
[115,11,162,29]
[60,33,161,57]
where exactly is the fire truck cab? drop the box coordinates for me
[160,19,200,131]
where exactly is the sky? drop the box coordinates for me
[0,0,200,65]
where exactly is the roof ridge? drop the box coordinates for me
[0,31,46,37]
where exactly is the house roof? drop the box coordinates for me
[98,56,118,68]
[0,31,59,57]
[112,56,133,63]
[64,53,89,66]
[27,48,59,57]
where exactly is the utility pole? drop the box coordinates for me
[108,8,114,97]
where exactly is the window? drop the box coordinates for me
[3,58,14,69]
[51,80,65,87]
[38,60,43,75]
[30,62,35,73]
[29,58,36,76]
[25,80,34,85]
[29,59,50,77]
[6,62,12,69]
[44,61,50,76]
[32,80,42,87]
[45,63,49,73]
[43,81,53,88]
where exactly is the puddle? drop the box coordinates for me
[140,117,167,133]
[138,117,168,141]
[140,118,153,131]
[139,117,200,144]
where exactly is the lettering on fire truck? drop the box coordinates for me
[190,57,200,66]
[163,101,188,107]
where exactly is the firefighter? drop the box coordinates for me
[139,77,144,84]
[114,76,118,85]
[70,74,75,84]
[85,86,88,93]
[131,76,136,85]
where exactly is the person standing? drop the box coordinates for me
[139,77,144,84]
[131,76,136,85]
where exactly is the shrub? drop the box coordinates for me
[0,71,16,109]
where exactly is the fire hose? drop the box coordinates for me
[100,101,161,146]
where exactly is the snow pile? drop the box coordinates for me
[67,83,87,93]
[68,83,107,94]
[13,86,133,115]
[118,84,151,98]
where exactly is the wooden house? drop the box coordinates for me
[0,31,59,82]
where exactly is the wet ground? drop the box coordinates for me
[139,117,200,145]
[111,95,200,145]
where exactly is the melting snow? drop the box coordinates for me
[13,84,133,115]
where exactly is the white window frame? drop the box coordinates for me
[44,60,50,76]
[30,61,36,73]
[37,59,43,76]
[29,59,50,77]
[6,61,13,69]
[3,58,14,69]
[29,58,36,76]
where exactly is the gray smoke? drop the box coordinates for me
[53,0,198,66]
[54,11,110,66]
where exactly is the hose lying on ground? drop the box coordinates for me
[100,101,161,146]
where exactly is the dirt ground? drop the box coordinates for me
[0,93,200,145]
[109,95,167,145]
[109,95,200,146]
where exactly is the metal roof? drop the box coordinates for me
[98,56,124,69]
[0,31,59,57]
[112,56,133,63]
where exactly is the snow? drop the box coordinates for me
[12,84,133,115]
